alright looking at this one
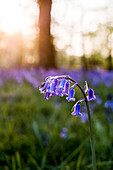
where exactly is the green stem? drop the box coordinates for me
[76,83,97,170]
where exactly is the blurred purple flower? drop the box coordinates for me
[104,100,113,111]
[42,133,48,147]
[107,116,112,123]
[60,128,68,139]
[81,113,88,123]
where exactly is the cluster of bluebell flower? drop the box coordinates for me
[39,75,96,117]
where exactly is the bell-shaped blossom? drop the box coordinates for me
[44,91,50,100]
[87,89,96,101]
[72,104,82,116]
[63,81,70,95]
[56,89,63,96]
[48,81,56,94]
[44,86,50,100]
[39,81,50,93]
[58,79,66,90]
[54,79,59,86]
[66,89,75,101]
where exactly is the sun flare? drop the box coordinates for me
[0,0,38,35]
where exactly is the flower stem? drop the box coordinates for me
[76,83,97,170]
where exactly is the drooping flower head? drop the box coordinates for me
[39,75,96,117]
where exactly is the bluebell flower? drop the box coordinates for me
[72,104,82,116]
[60,128,68,139]
[66,89,75,101]
[54,79,63,96]
[48,81,56,94]
[39,81,50,93]
[44,86,50,100]
[56,89,64,96]
[55,79,65,96]
[63,81,70,95]
[58,79,66,90]
[54,79,59,86]
[87,89,96,101]
[44,92,50,100]
[39,75,96,119]
[104,93,113,111]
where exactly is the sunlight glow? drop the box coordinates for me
[0,0,38,35]
[0,0,113,57]
[52,0,113,56]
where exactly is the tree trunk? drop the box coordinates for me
[38,0,56,69]
[107,50,112,70]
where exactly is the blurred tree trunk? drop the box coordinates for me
[107,49,112,70]
[82,55,88,70]
[38,0,56,69]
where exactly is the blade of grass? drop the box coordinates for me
[12,156,16,170]
[87,160,113,169]
[16,152,22,170]
[41,154,47,170]
[32,121,41,141]
[76,151,84,170]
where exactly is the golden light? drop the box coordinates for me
[0,0,112,59]
[0,0,38,35]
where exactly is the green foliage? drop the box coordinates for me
[0,82,113,169]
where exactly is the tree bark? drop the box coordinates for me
[38,0,56,69]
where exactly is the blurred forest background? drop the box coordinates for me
[0,0,113,70]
